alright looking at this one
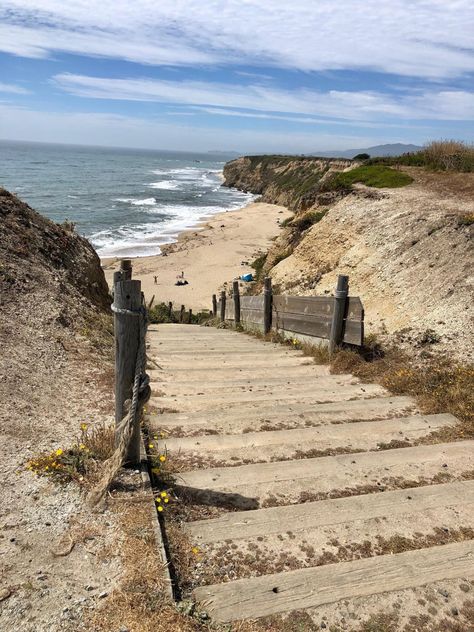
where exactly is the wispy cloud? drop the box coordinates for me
[0,82,31,94]
[1,1,473,79]
[0,103,385,152]
[53,73,474,122]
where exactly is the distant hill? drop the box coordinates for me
[317,143,423,159]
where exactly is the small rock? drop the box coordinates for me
[438,588,449,598]
[98,591,108,599]
[0,588,11,602]
[460,583,470,592]
[451,607,459,616]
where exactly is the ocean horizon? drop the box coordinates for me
[0,140,253,258]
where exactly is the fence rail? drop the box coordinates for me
[216,274,364,350]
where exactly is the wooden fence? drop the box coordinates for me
[214,275,364,351]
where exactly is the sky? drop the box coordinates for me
[0,0,473,153]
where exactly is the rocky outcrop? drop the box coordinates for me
[223,155,353,212]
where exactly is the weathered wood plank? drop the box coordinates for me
[240,295,265,310]
[225,298,235,321]
[273,295,363,320]
[241,308,265,325]
[160,413,457,454]
[272,312,332,339]
[272,312,363,346]
[187,479,474,544]
[194,540,474,621]
[178,440,474,494]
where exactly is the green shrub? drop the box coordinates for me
[148,302,177,324]
[280,215,294,228]
[353,153,370,160]
[273,249,293,266]
[324,165,413,190]
[251,253,267,280]
[291,209,328,232]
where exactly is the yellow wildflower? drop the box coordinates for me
[164,498,169,504]
[79,444,86,450]
[80,423,88,431]
[157,506,163,512]
[155,497,162,503]
[55,449,63,457]
[148,443,154,449]
[192,547,200,555]
[159,455,166,462]
[160,491,167,498]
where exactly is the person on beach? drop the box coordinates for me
[154,275,157,284]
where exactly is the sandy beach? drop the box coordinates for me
[102,201,291,311]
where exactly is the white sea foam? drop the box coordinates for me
[93,193,256,258]
[114,197,157,206]
[148,180,180,190]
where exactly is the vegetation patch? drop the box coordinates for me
[288,209,328,232]
[250,252,268,280]
[26,422,114,483]
[370,140,474,172]
[324,165,414,190]
[330,346,474,438]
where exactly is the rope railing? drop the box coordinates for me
[87,260,150,508]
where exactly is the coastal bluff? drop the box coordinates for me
[223,155,353,211]
[222,157,474,362]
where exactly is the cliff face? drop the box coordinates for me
[223,155,353,211]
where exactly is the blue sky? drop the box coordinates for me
[0,0,473,153]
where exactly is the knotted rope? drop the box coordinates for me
[87,306,149,509]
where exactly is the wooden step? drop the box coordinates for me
[151,364,332,382]
[193,540,474,621]
[156,356,314,369]
[177,441,474,506]
[148,396,416,433]
[154,383,386,411]
[150,373,347,394]
[158,414,456,464]
[186,479,474,544]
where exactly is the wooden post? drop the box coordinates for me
[212,294,217,318]
[329,274,349,355]
[220,290,226,323]
[168,301,173,319]
[114,278,142,464]
[263,277,272,335]
[188,308,193,324]
[233,280,241,325]
[120,259,132,281]
[180,305,185,323]
[112,270,122,298]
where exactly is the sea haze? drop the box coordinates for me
[0,141,253,257]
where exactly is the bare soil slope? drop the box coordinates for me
[0,189,121,631]
[266,169,474,361]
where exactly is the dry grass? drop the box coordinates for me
[423,140,474,172]
[26,422,115,483]
[330,346,474,437]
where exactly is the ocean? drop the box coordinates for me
[0,140,253,257]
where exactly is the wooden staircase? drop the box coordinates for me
[146,324,474,625]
